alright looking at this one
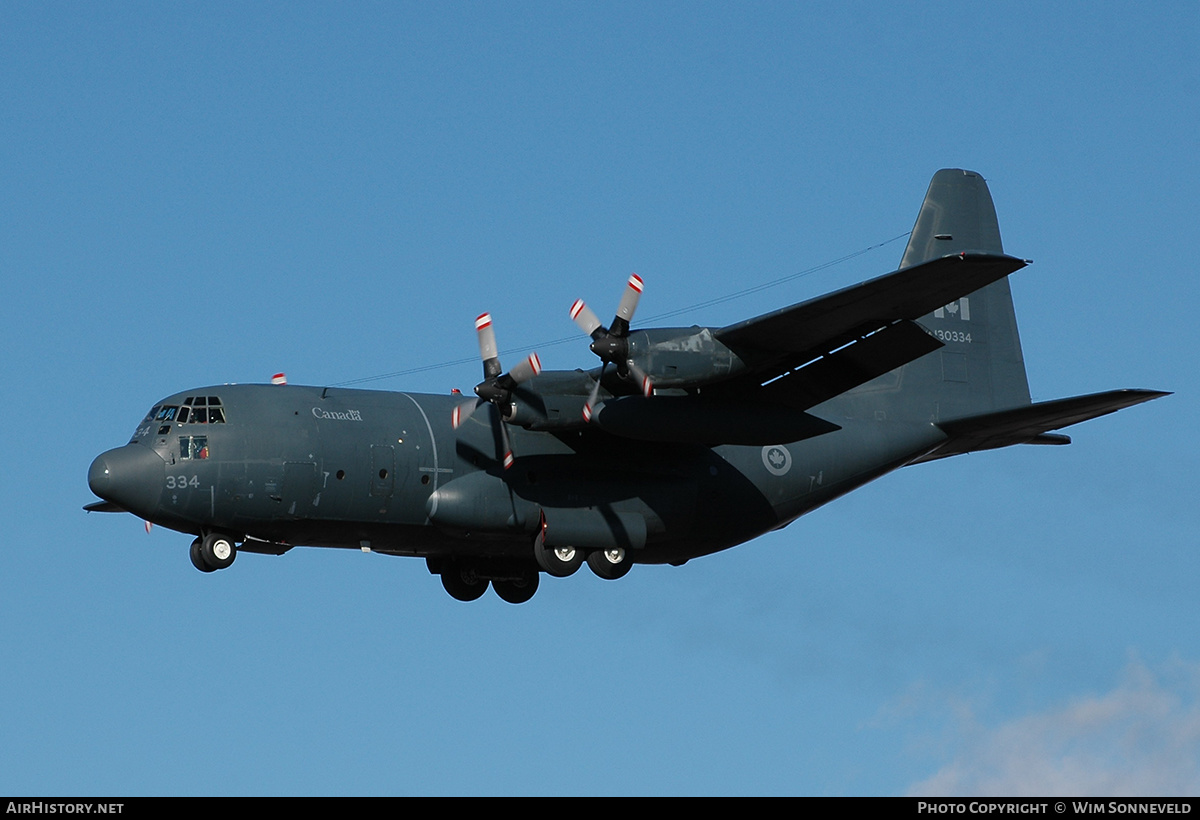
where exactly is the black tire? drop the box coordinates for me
[532,531,584,577]
[492,568,540,604]
[441,564,489,602]
[586,548,632,580]
[200,533,237,571]
[189,538,216,573]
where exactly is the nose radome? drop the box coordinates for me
[88,445,166,517]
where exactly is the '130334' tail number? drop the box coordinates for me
[933,329,972,343]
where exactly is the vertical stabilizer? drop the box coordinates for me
[906,169,1031,420]
[847,170,1031,423]
[901,169,1006,266]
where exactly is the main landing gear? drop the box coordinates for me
[189,532,237,573]
[586,548,633,580]
[436,559,541,605]
[440,562,489,602]
[532,529,585,577]
[432,538,634,604]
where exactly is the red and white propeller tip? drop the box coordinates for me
[616,273,643,323]
[475,313,498,361]
[451,402,470,429]
[508,352,542,384]
[569,299,603,337]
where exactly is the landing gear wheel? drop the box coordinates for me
[190,538,216,573]
[533,531,584,577]
[441,564,489,602]
[492,568,540,604]
[200,533,237,571]
[587,548,632,580]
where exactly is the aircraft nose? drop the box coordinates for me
[88,445,166,517]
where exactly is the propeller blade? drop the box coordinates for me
[452,397,482,429]
[475,313,501,379]
[569,300,604,339]
[614,273,643,329]
[506,352,542,385]
[498,414,515,470]
[582,363,607,422]
[626,360,653,397]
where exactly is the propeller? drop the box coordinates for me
[570,274,652,421]
[451,313,541,470]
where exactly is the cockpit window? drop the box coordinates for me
[133,397,225,443]
[177,396,226,424]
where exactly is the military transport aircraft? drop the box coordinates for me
[85,169,1167,604]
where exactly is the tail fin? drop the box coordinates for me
[896,169,1032,421]
[901,168,1007,267]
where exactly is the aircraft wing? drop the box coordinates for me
[910,389,1171,462]
[711,252,1027,404]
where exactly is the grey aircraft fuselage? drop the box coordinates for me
[91,377,933,565]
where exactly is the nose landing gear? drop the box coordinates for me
[189,532,237,572]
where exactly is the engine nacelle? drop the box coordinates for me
[627,327,746,388]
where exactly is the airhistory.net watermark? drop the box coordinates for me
[6,804,123,814]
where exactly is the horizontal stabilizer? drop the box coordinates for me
[913,389,1170,462]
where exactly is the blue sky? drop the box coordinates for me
[2,2,1196,795]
